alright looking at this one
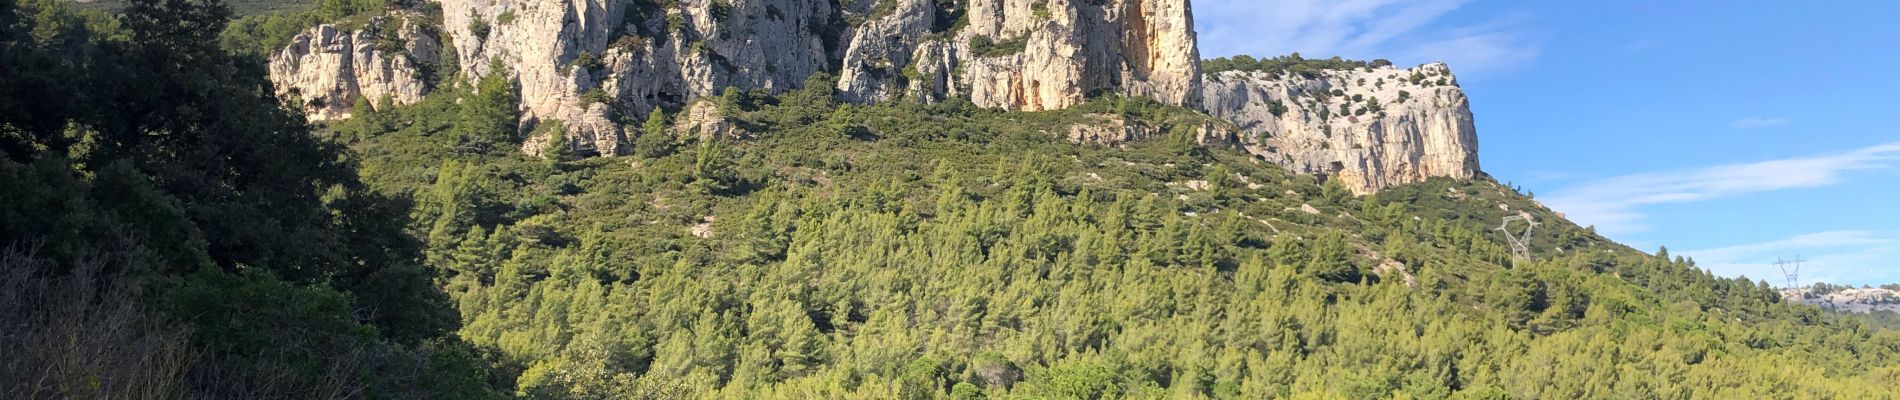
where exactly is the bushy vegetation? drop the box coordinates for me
[318,66,1900,398]
[969,34,1028,58]
[1808,282,1858,296]
[1205,53,1395,78]
[216,0,402,56]
[1865,311,1900,330]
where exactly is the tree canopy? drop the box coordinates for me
[1,0,496,397]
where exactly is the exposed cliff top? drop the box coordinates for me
[1203,61,1480,194]
[1784,286,1900,313]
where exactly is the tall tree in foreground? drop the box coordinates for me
[0,0,503,397]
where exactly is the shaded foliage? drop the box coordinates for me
[0,0,500,397]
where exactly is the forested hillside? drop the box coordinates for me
[328,84,1899,399]
[4,0,1898,399]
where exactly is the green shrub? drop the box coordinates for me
[579,88,611,106]
[869,0,897,20]
[468,18,490,38]
[710,0,731,21]
[1203,53,1395,77]
[667,12,686,33]
[968,34,1027,58]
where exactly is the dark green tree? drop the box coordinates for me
[456,62,521,152]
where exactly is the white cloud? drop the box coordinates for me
[1682,231,1900,286]
[1731,117,1790,129]
[1193,0,1540,76]
[1541,141,1900,235]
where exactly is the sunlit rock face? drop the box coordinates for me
[428,0,1200,156]
[1202,63,1481,194]
[269,17,439,121]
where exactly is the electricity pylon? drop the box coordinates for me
[1496,213,1539,261]
[1775,256,1806,289]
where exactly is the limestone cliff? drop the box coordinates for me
[268,16,440,120]
[1202,63,1481,194]
[899,0,1202,110]
[271,0,1200,156]
[439,0,840,156]
[264,1,1480,195]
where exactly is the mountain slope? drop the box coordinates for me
[324,85,1900,398]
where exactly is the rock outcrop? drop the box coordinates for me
[674,100,737,140]
[1202,63,1481,194]
[893,0,1201,110]
[1782,286,1900,314]
[1063,113,1229,147]
[834,0,939,104]
[269,17,440,120]
[438,0,840,156]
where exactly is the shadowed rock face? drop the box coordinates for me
[269,17,439,121]
[1202,63,1481,194]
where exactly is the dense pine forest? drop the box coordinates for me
[3,0,1897,398]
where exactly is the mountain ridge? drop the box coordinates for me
[264,0,1478,193]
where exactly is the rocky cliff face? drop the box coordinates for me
[904,0,1202,111]
[1202,63,1480,194]
[269,16,440,120]
[273,0,1200,156]
[439,0,841,156]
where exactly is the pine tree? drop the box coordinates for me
[456,62,521,152]
[636,107,675,158]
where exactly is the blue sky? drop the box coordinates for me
[1195,0,1900,286]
